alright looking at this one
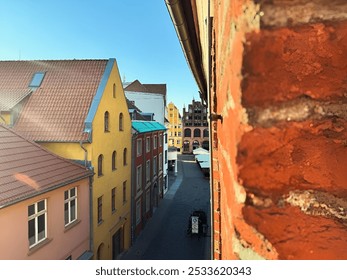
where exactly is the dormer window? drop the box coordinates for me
[29,72,45,87]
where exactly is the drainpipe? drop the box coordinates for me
[207,0,214,260]
[79,141,88,168]
[80,140,94,257]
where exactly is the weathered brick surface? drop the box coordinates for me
[210,0,347,260]
[243,205,347,259]
[242,20,347,108]
[238,119,347,199]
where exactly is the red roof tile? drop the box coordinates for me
[0,124,92,208]
[0,60,108,141]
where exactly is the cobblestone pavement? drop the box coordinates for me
[121,154,211,260]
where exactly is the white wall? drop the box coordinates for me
[125,91,165,124]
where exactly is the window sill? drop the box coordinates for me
[28,238,52,256]
[97,219,104,226]
[112,209,117,215]
[64,219,81,232]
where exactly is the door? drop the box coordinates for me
[112,227,124,259]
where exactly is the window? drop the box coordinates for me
[104,111,109,132]
[165,133,167,144]
[194,129,201,137]
[146,190,150,213]
[184,128,191,137]
[159,134,163,147]
[29,72,45,87]
[112,151,117,170]
[178,132,182,137]
[136,165,142,191]
[123,181,127,204]
[98,154,103,176]
[165,151,167,164]
[136,200,141,225]
[28,199,47,247]
[146,160,150,183]
[113,83,116,98]
[153,135,157,149]
[97,196,103,224]
[159,153,163,171]
[119,113,124,131]
[111,188,116,213]
[146,137,150,152]
[153,156,157,176]
[123,148,127,166]
[137,139,142,156]
[64,187,77,226]
[177,140,181,144]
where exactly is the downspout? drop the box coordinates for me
[207,0,214,260]
[80,140,94,257]
[80,141,88,168]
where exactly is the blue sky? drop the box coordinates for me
[0,0,199,112]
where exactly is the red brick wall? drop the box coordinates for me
[211,0,347,259]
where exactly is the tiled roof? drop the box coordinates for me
[132,121,167,133]
[0,124,92,208]
[0,60,108,141]
[125,80,166,96]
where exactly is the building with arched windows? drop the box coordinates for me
[182,99,209,153]
[0,59,132,260]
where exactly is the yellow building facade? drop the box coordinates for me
[167,102,183,151]
[41,61,132,260]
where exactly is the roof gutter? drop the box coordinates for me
[165,0,207,102]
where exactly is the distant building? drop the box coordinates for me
[182,99,209,153]
[0,124,92,260]
[124,80,169,195]
[167,102,183,151]
[130,121,166,242]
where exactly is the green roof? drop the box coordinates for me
[132,121,166,133]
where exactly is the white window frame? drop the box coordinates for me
[153,156,157,176]
[146,160,150,183]
[64,187,77,226]
[159,153,163,171]
[159,134,163,147]
[153,135,157,149]
[137,139,142,157]
[136,165,142,192]
[146,137,150,152]
[28,199,47,248]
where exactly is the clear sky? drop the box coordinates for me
[0,0,199,113]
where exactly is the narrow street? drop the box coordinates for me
[122,154,211,260]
